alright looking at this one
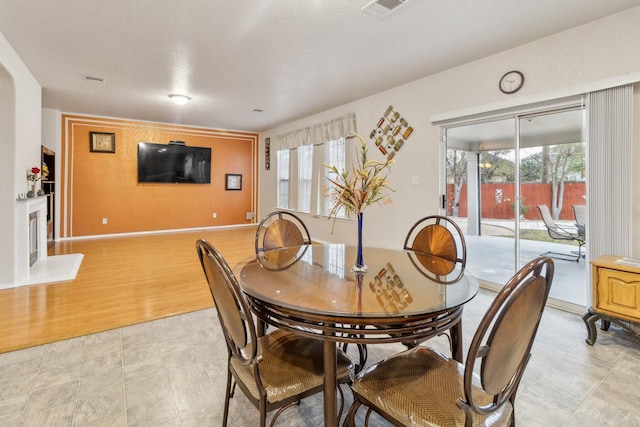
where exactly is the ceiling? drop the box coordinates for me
[1,0,639,133]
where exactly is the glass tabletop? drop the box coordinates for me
[235,243,479,319]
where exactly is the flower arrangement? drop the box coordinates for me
[27,166,41,182]
[26,166,42,197]
[41,163,49,180]
[324,133,394,220]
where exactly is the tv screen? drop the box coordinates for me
[137,142,211,183]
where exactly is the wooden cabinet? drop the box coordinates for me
[583,255,640,344]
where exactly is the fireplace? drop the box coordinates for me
[29,211,38,267]
[10,197,82,289]
[13,197,48,287]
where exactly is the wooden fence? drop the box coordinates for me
[447,182,586,220]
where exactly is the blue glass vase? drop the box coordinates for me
[353,212,367,272]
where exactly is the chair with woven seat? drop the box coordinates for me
[377,215,467,354]
[255,211,312,269]
[196,239,353,427]
[403,215,467,283]
[344,256,554,427]
[537,204,585,262]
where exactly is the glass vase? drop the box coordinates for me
[353,212,367,272]
[27,181,35,198]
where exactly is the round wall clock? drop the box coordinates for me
[499,70,524,94]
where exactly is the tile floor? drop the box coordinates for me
[1,288,639,427]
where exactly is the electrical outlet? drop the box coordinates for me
[102,218,108,225]
[212,212,217,218]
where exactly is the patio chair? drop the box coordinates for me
[573,204,586,236]
[537,204,585,262]
[344,256,554,427]
[196,239,353,427]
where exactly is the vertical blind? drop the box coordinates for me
[587,83,633,259]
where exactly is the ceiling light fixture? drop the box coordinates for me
[168,94,191,105]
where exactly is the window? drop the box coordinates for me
[275,137,347,216]
[324,138,346,218]
[297,145,313,213]
[276,149,290,209]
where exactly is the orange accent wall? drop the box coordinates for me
[61,115,258,238]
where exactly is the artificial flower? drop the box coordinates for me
[324,133,394,220]
[27,166,41,182]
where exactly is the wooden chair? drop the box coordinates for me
[403,214,467,283]
[537,204,585,262]
[196,239,353,427]
[255,211,312,269]
[344,256,554,427]
[375,215,467,353]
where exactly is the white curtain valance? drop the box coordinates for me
[275,113,356,150]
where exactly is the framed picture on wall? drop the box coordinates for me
[225,174,242,190]
[90,132,116,153]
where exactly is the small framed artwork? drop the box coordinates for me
[225,174,242,190]
[90,132,116,153]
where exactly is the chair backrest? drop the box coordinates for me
[537,204,556,227]
[255,211,312,267]
[196,239,258,364]
[537,204,564,239]
[573,205,586,236]
[460,256,554,418]
[403,215,466,276]
[572,205,586,226]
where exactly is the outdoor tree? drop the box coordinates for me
[543,143,584,219]
[480,151,514,183]
[446,149,467,213]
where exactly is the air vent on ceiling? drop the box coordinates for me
[362,0,408,18]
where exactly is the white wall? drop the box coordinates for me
[0,32,42,287]
[259,7,640,253]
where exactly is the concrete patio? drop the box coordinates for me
[456,217,587,313]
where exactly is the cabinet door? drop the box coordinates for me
[596,268,640,322]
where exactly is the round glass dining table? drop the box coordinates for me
[234,243,479,427]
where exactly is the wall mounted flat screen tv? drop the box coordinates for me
[137,142,211,183]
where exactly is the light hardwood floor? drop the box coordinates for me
[0,226,257,354]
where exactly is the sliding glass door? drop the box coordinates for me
[446,117,517,286]
[444,105,586,306]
